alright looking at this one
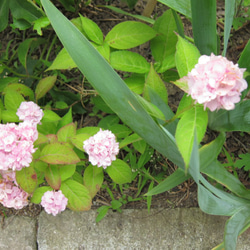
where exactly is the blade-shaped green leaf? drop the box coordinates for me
[157,0,191,18]
[0,0,9,32]
[223,0,236,56]
[41,0,184,169]
[145,168,190,196]
[191,0,217,55]
[208,100,250,132]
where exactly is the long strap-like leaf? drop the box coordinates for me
[41,0,184,169]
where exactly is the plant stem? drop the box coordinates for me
[142,0,157,17]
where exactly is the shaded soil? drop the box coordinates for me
[1,0,250,219]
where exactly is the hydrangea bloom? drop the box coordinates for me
[0,180,29,209]
[182,53,248,111]
[0,123,37,171]
[83,129,119,168]
[41,190,68,216]
[16,101,44,125]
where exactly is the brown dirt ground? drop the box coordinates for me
[0,0,250,219]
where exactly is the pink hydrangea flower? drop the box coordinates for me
[181,53,248,111]
[16,101,44,125]
[0,123,37,171]
[41,190,68,216]
[83,129,119,168]
[0,181,29,209]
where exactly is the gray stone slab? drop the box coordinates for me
[36,208,250,250]
[0,215,37,250]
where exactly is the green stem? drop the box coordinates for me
[1,62,41,80]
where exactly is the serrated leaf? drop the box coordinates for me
[59,164,76,181]
[124,74,145,94]
[71,133,91,151]
[45,165,61,190]
[151,9,180,70]
[5,83,34,101]
[80,15,103,45]
[235,153,250,171]
[39,142,80,164]
[175,105,208,167]
[106,159,132,184]
[110,51,150,73]
[16,165,37,194]
[57,122,76,143]
[83,165,104,198]
[4,88,25,112]
[175,35,200,78]
[35,75,57,100]
[105,21,157,49]
[60,179,92,211]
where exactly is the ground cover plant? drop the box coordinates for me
[1,0,250,249]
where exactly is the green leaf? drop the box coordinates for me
[4,88,25,112]
[41,0,185,169]
[157,0,191,18]
[224,207,250,250]
[16,165,37,194]
[119,133,142,149]
[151,9,180,72]
[0,0,9,32]
[33,16,50,35]
[39,142,80,165]
[0,77,19,92]
[208,100,250,132]
[238,40,250,72]
[124,74,145,94]
[146,168,190,196]
[133,139,147,154]
[57,122,76,143]
[60,179,92,211]
[235,153,250,171]
[175,35,201,78]
[191,0,217,55]
[41,109,61,122]
[45,165,61,190]
[135,94,166,121]
[106,159,132,184]
[59,164,76,182]
[202,161,250,199]
[35,75,57,100]
[83,165,104,198]
[46,48,77,71]
[143,64,168,105]
[96,206,110,223]
[98,114,120,129]
[57,107,73,129]
[30,186,52,204]
[109,124,132,139]
[110,51,150,74]
[71,133,91,151]
[92,42,110,62]
[223,0,235,56]
[175,105,208,167]
[105,21,157,49]
[9,0,44,28]
[1,110,19,123]
[18,38,35,69]
[80,15,103,45]
[4,83,34,101]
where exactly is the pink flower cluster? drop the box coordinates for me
[83,129,119,168]
[16,101,44,125]
[0,171,29,209]
[0,123,37,171]
[0,101,43,210]
[41,190,68,216]
[182,53,247,111]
